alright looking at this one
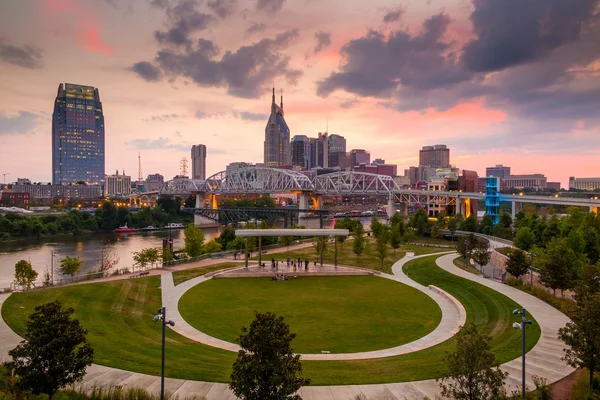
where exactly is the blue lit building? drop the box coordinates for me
[52,83,105,185]
[264,88,291,167]
[485,176,500,224]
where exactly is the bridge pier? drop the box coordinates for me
[299,193,309,217]
[591,206,598,214]
[193,193,220,228]
[387,197,395,219]
[399,202,408,218]
[458,197,472,218]
[511,201,522,220]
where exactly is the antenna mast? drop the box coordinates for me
[138,152,143,181]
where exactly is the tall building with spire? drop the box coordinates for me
[264,88,291,167]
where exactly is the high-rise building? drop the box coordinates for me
[419,144,449,168]
[105,170,131,197]
[191,144,207,180]
[327,134,346,167]
[310,132,329,168]
[486,164,511,178]
[264,88,291,167]
[349,149,370,166]
[291,135,311,169]
[52,83,105,185]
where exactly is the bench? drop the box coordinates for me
[130,271,150,279]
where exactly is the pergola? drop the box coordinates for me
[235,229,350,268]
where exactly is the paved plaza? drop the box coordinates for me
[0,250,575,399]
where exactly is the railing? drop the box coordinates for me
[442,229,514,248]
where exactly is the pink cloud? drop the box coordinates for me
[81,27,112,55]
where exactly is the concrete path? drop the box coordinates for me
[0,252,575,399]
[160,252,466,360]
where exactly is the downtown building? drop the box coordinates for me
[105,170,131,197]
[191,144,207,180]
[291,135,311,169]
[264,88,291,167]
[569,177,600,190]
[52,83,105,185]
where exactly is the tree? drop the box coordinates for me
[98,248,119,276]
[457,233,477,264]
[559,293,600,390]
[97,200,118,231]
[448,216,460,241]
[438,322,507,400]
[229,311,310,400]
[352,224,365,261]
[204,239,223,253]
[499,212,513,230]
[313,236,328,266]
[471,239,491,274]
[410,208,429,236]
[59,256,82,281]
[537,237,584,296]
[14,260,38,290]
[389,225,402,255]
[370,217,383,237]
[280,235,294,252]
[184,224,205,257]
[460,215,478,232]
[7,301,94,400]
[375,225,390,270]
[505,249,530,281]
[217,227,236,249]
[514,227,536,251]
[133,249,149,270]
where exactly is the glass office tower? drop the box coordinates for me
[52,83,105,185]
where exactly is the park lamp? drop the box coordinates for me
[513,308,533,400]
[153,307,175,400]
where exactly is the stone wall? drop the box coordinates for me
[490,249,508,271]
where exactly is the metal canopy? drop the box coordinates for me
[235,228,349,237]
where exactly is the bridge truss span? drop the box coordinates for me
[205,167,314,194]
[314,171,399,195]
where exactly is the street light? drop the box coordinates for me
[513,308,533,399]
[153,307,175,400]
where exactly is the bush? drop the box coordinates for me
[505,277,572,313]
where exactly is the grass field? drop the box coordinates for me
[179,276,442,353]
[172,263,241,286]
[2,254,541,385]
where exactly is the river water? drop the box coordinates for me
[0,217,380,289]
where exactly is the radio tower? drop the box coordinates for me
[180,157,189,177]
[138,152,143,182]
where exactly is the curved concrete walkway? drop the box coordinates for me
[0,252,575,399]
[161,252,466,360]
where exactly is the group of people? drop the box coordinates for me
[286,256,310,271]
[272,273,296,281]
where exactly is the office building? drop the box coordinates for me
[52,83,105,185]
[486,164,511,179]
[10,183,102,200]
[264,88,291,167]
[329,151,350,169]
[569,177,600,190]
[105,170,131,197]
[350,149,370,167]
[0,191,29,207]
[503,174,547,189]
[191,144,207,180]
[419,144,449,168]
[310,133,329,168]
[352,163,397,177]
[547,182,561,190]
[145,173,164,192]
[291,135,311,169]
[327,134,346,154]
[372,158,385,165]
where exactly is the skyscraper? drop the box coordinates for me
[191,144,207,180]
[327,134,346,168]
[291,135,311,169]
[419,144,450,168]
[52,83,105,185]
[264,88,291,167]
[310,133,329,168]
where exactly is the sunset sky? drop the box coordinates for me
[1,0,599,188]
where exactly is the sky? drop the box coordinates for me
[0,0,599,188]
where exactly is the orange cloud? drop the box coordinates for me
[417,100,507,124]
[82,27,112,55]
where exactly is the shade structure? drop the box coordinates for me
[235,228,349,237]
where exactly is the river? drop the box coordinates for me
[0,217,380,290]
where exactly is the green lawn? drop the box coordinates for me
[180,276,442,353]
[2,254,541,385]
[453,257,481,275]
[172,263,241,286]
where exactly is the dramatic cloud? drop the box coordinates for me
[256,0,286,14]
[246,22,267,35]
[129,61,162,81]
[313,31,332,54]
[0,41,43,69]
[462,0,600,72]
[317,14,470,98]
[150,0,170,9]
[383,8,403,23]
[132,30,302,98]
[154,0,213,47]
[0,111,39,135]
[207,0,237,18]
[233,111,269,120]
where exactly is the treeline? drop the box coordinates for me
[0,196,193,241]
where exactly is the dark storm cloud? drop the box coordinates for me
[132,30,302,98]
[129,61,162,81]
[233,111,269,120]
[0,111,38,135]
[317,14,471,98]
[0,41,43,69]
[154,0,213,48]
[256,0,286,14]
[462,0,600,72]
[207,0,237,18]
[150,0,170,9]
[383,8,403,23]
[313,31,332,54]
[246,22,267,35]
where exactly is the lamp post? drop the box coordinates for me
[513,308,533,399]
[153,307,175,400]
[51,252,55,286]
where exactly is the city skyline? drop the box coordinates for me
[1,0,599,187]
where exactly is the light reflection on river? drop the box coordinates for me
[0,217,380,289]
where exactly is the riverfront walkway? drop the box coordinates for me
[0,251,574,399]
